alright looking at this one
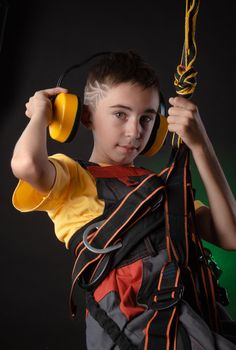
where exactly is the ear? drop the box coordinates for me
[81,104,92,129]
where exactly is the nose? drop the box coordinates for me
[125,117,142,139]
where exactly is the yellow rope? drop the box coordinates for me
[172,0,200,148]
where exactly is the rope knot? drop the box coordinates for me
[174,64,197,99]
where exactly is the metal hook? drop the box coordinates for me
[83,220,122,254]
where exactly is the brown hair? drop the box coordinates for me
[85,50,160,91]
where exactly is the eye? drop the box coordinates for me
[114,111,126,119]
[140,115,154,126]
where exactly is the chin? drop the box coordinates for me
[120,158,137,166]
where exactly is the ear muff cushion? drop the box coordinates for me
[141,114,168,157]
[49,93,81,143]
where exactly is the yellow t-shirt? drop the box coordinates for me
[12,153,205,248]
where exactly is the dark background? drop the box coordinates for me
[0,1,236,349]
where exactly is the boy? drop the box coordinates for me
[11,51,236,349]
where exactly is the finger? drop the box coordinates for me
[167,115,182,124]
[25,109,31,118]
[167,123,185,134]
[168,107,193,119]
[169,96,196,111]
[34,87,68,97]
[167,115,190,127]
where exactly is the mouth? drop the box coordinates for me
[118,145,139,153]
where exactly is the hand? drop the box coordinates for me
[167,96,208,151]
[25,87,68,126]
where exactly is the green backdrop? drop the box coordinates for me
[191,151,236,319]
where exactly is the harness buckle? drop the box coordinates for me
[151,192,164,212]
[83,220,123,254]
[150,285,184,311]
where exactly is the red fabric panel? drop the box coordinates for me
[87,165,153,187]
[94,259,145,321]
[87,165,153,178]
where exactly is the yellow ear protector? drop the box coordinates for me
[49,52,111,143]
[49,51,169,156]
[139,92,168,157]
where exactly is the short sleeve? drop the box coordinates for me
[12,154,104,247]
[12,153,80,212]
[194,199,207,211]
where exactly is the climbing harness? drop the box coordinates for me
[67,0,236,348]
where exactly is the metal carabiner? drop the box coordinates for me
[83,220,122,254]
[151,191,164,212]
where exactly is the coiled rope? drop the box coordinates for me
[172,0,200,148]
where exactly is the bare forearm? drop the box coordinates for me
[167,96,236,249]
[11,114,55,192]
[11,88,67,192]
[192,139,236,249]
[12,114,48,166]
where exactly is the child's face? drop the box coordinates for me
[89,82,160,166]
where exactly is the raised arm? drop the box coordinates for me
[11,87,67,193]
[167,96,236,250]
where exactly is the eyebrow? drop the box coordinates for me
[109,104,157,114]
